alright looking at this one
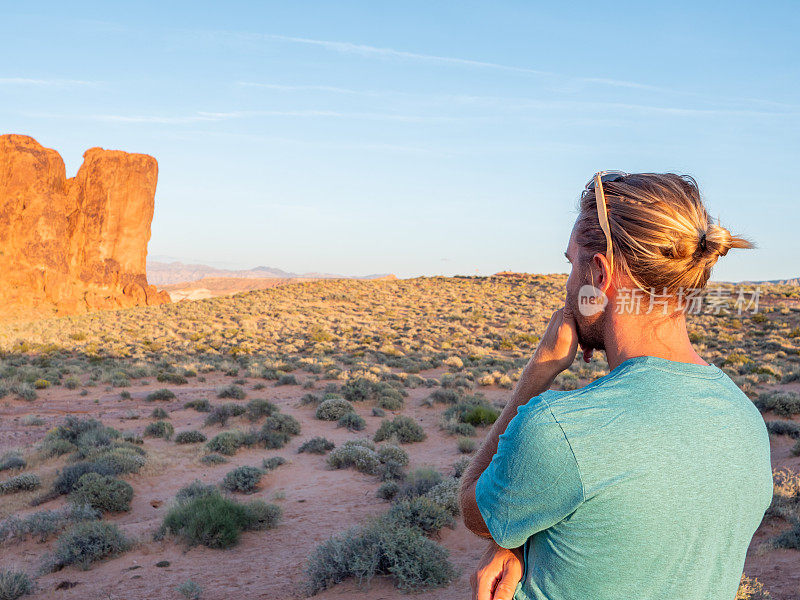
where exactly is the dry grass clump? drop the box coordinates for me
[736,574,771,599]
[157,483,280,549]
[374,416,426,444]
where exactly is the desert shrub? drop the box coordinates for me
[462,405,499,426]
[342,377,378,402]
[184,399,211,412]
[246,399,277,421]
[49,521,130,571]
[276,374,298,386]
[342,438,375,450]
[38,437,77,458]
[160,489,258,549]
[300,393,321,406]
[457,437,477,454]
[375,386,406,411]
[175,481,217,503]
[204,403,245,427]
[121,430,143,445]
[424,478,461,517]
[443,396,498,427]
[379,460,406,482]
[21,415,44,426]
[377,445,409,466]
[222,466,264,494]
[792,438,800,457]
[453,457,471,478]
[736,574,771,600]
[396,468,444,500]
[262,456,287,471]
[327,445,381,475]
[298,437,335,454]
[265,413,301,436]
[0,504,99,545]
[175,430,207,444]
[766,420,800,438]
[338,412,366,431]
[157,371,188,385]
[372,406,386,417]
[150,407,169,419]
[443,421,476,437]
[315,398,355,421]
[259,430,289,449]
[771,522,800,550]
[377,480,400,500]
[376,395,404,411]
[0,569,32,600]
[0,453,25,472]
[14,384,37,401]
[176,580,203,600]
[64,375,81,389]
[387,496,455,535]
[0,473,41,495]
[755,391,800,417]
[206,431,247,455]
[39,416,119,459]
[374,416,426,444]
[304,517,455,594]
[243,500,282,530]
[92,448,146,475]
[217,384,246,399]
[146,388,175,402]
[51,462,115,496]
[200,453,228,465]
[259,414,301,449]
[69,473,133,513]
[144,420,174,440]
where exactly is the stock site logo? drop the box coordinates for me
[578,285,608,316]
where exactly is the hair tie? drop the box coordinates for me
[698,231,707,253]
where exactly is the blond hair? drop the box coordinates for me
[575,173,753,293]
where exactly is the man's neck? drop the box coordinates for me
[602,310,707,371]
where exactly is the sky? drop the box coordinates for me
[1,1,798,280]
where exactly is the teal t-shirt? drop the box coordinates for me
[475,355,773,600]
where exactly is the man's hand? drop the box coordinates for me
[470,543,524,600]
[525,307,583,384]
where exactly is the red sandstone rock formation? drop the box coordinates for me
[0,134,170,320]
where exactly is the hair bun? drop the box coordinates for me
[705,223,733,259]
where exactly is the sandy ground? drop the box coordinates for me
[1,371,798,600]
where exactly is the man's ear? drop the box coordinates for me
[592,252,614,295]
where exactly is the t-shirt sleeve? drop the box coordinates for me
[475,394,585,549]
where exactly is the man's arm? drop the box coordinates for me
[459,307,581,537]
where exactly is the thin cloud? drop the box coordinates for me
[232,84,798,119]
[23,109,467,125]
[0,77,97,87]
[225,31,702,94]
[236,82,377,96]
[255,33,554,76]
[222,31,800,110]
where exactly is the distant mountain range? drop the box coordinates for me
[738,278,800,286]
[146,260,395,286]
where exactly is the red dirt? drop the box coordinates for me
[1,375,798,599]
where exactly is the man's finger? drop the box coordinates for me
[476,570,496,600]
[492,557,524,600]
[492,581,518,600]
